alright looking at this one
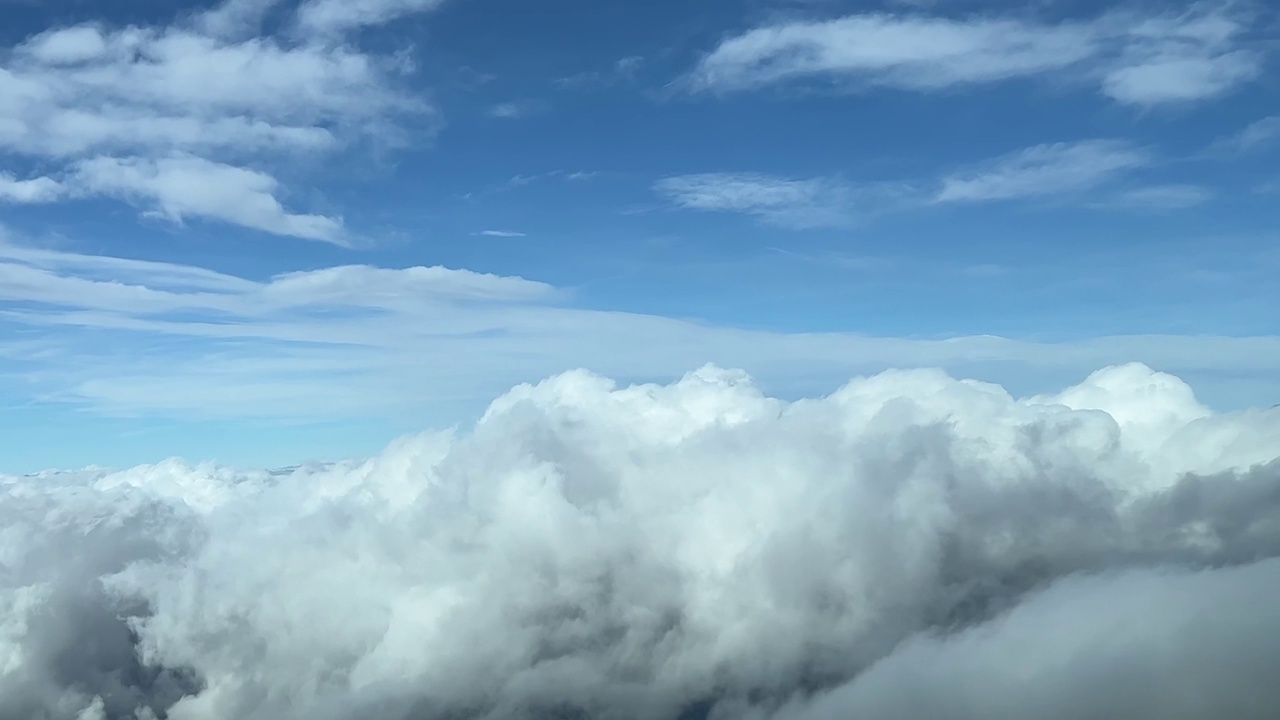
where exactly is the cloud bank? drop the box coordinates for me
[2,363,1280,719]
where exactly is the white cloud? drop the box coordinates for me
[935,140,1150,203]
[487,100,547,119]
[475,230,527,237]
[664,140,1166,222]
[1,359,1279,718]
[556,55,645,89]
[0,173,63,203]
[691,14,1098,92]
[1111,184,1212,210]
[1210,115,1280,154]
[654,172,864,228]
[689,5,1261,106]
[70,154,345,243]
[501,170,598,189]
[1100,8,1262,105]
[3,239,1280,423]
[0,241,553,317]
[295,0,448,35]
[0,0,443,240]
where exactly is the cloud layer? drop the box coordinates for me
[2,363,1279,719]
[6,237,1280,425]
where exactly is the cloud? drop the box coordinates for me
[197,0,289,39]
[70,154,346,243]
[654,172,863,228]
[0,0,443,240]
[3,238,1280,424]
[1100,7,1262,105]
[295,0,448,36]
[475,230,527,237]
[1,361,1279,719]
[688,5,1261,106]
[1210,115,1280,154]
[556,55,644,89]
[0,242,555,318]
[690,14,1097,92]
[1110,184,1212,210]
[664,140,1160,222]
[487,100,547,120]
[495,169,599,191]
[935,140,1150,203]
[0,173,63,204]
[773,558,1280,720]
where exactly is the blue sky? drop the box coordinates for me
[1,0,1278,472]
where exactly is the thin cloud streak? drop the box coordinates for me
[688,5,1263,106]
[3,239,1280,421]
[935,140,1151,203]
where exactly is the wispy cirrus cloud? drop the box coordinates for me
[294,0,449,36]
[475,229,526,238]
[660,139,1159,225]
[487,99,548,119]
[1209,115,1280,154]
[654,172,881,229]
[0,0,444,241]
[688,5,1263,106]
[1109,184,1213,210]
[935,140,1151,203]
[556,55,644,89]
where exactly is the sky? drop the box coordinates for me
[1,0,1279,472]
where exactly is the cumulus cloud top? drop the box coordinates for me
[2,363,1279,719]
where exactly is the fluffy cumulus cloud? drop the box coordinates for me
[689,4,1264,106]
[2,363,1280,719]
[0,0,441,241]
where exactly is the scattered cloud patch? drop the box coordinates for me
[0,0,444,240]
[557,55,645,89]
[475,230,527,237]
[0,173,64,204]
[1100,7,1262,105]
[487,100,547,119]
[71,154,346,243]
[1110,184,1212,210]
[1,362,1279,718]
[1210,115,1280,154]
[935,140,1150,203]
[503,169,598,188]
[655,172,861,229]
[294,0,448,36]
[688,5,1261,106]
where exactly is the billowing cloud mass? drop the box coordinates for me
[2,363,1280,719]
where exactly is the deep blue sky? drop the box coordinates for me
[1,0,1278,471]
